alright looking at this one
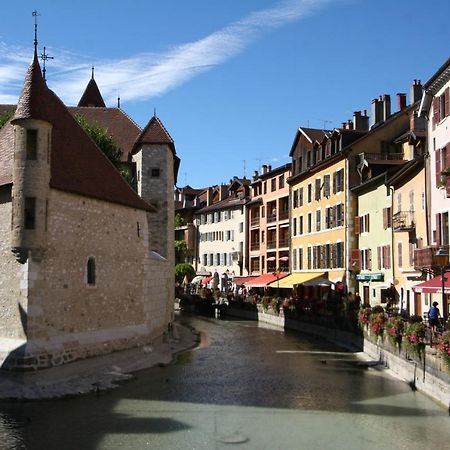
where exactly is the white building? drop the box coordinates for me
[196,179,249,283]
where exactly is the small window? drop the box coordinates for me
[24,197,36,229]
[26,129,38,160]
[87,257,96,285]
[151,168,160,177]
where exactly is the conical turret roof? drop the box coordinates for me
[77,72,106,107]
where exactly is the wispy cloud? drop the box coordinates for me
[0,0,331,105]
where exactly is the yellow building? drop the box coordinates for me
[287,119,368,293]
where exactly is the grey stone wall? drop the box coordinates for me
[1,189,171,370]
[0,192,28,340]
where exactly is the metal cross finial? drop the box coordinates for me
[32,10,40,52]
[40,46,54,82]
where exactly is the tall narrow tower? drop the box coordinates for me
[10,51,52,264]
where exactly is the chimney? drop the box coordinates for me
[410,111,426,132]
[347,120,354,130]
[397,93,407,111]
[268,165,272,172]
[410,79,423,104]
[382,94,391,121]
[353,110,369,131]
[262,164,268,174]
[207,187,213,206]
[253,170,259,181]
[219,184,228,201]
[341,122,347,129]
[371,98,383,126]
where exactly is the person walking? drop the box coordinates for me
[428,301,441,344]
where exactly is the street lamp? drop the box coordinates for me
[435,247,449,321]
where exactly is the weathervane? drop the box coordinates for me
[40,46,54,82]
[32,10,40,52]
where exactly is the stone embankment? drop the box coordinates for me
[222,306,450,410]
[0,322,199,400]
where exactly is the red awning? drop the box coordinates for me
[412,275,450,294]
[201,275,214,286]
[245,272,288,288]
[233,276,256,285]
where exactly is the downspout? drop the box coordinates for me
[385,173,396,308]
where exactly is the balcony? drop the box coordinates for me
[392,211,415,232]
[267,239,277,250]
[250,216,260,227]
[356,152,404,165]
[267,214,277,224]
[278,238,289,248]
[250,242,260,251]
[278,210,289,221]
[414,246,450,269]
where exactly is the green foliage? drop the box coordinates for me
[175,239,188,263]
[75,113,134,186]
[175,263,195,284]
[175,213,186,228]
[437,331,450,371]
[404,321,426,357]
[0,108,14,129]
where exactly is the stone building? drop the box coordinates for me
[0,51,178,370]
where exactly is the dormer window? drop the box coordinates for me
[26,129,37,160]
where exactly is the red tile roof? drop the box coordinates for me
[5,52,153,212]
[69,106,141,162]
[77,77,106,107]
[0,121,14,185]
[134,115,175,154]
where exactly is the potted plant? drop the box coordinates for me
[403,320,427,358]
[386,315,404,349]
[437,331,450,371]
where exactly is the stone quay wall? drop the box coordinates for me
[222,307,450,409]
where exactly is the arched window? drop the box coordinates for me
[87,257,96,285]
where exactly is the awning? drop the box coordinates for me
[303,277,333,287]
[233,276,256,285]
[268,272,325,289]
[191,275,204,284]
[245,272,289,288]
[412,275,450,294]
[372,283,393,289]
[201,275,214,286]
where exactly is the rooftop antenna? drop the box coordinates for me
[243,160,246,178]
[32,10,40,53]
[40,46,54,82]
[320,119,332,130]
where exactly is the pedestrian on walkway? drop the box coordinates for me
[428,301,441,342]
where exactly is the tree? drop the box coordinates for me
[0,109,14,129]
[74,113,134,186]
[175,263,195,284]
[175,239,188,264]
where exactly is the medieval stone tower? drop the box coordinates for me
[10,53,52,265]
[132,116,180,323]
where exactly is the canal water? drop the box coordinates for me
[0,314,449,449]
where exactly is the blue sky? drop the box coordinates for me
[1,0,450,188]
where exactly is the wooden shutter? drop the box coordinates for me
[436,213,442,246]
[445,87,450,117]
[315,178,321,200]
[433,97,440,125]
[436,148,442,187]
[365,214,370,232]
[377,246,381,270]
[382,208,387,229]
[354,216,360,234]
[446,145,450,196]
[368,249,372,270]
[333,172,337,194]
[350,249,361,269]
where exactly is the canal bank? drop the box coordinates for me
[0,322,199,400]
[221,306,450,410]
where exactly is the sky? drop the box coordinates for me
[1,0,450,188]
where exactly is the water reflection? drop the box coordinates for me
[0,314,448,450]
